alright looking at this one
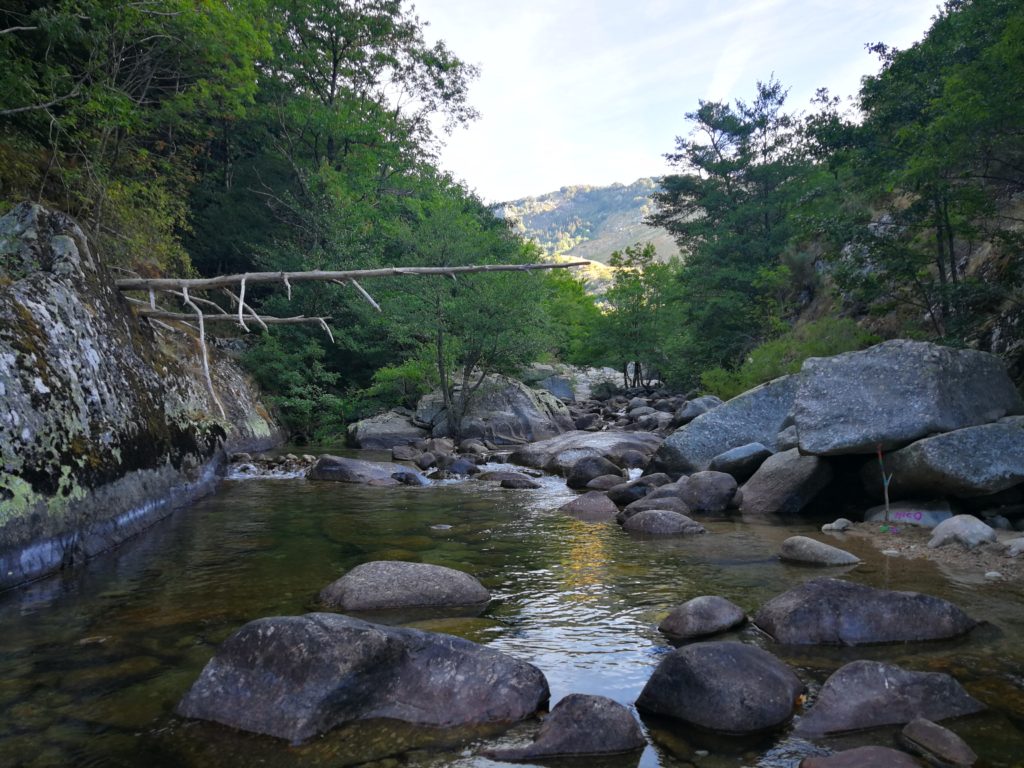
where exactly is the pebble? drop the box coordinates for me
[985,571,1002,580]
[882,549,899,556]
[430,524,453,531]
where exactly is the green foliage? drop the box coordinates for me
[539,268,604,366]
[242,333,345,443]
[700,318,881,400]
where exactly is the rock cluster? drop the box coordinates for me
[645,341,1023,535]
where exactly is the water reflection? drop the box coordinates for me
[0,470,1022,768]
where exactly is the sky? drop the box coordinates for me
[413,0,940,203]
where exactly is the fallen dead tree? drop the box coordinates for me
[116,261,588,418]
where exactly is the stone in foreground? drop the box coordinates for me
[800,746,923,768]
[636,641,803,734]
[753,578,976,646]
[622,510,706,536]
[319,561,490,613]
[793,340,1023,456]
[658,596,746,640]
[176,613,549,743]
[780,536,861,567]
[900,717,977,767]
[928,514,998,549]
[794,660,984,736]
[486,694,645,761]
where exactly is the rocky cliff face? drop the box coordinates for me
[0,203,282,591]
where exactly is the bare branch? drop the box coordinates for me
[116,261,589,292]
[0,87,80,117]
[0,26,38,35]
[181,286,225,419]
[135,309,332,326]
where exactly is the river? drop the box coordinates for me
[1,457,1023,767]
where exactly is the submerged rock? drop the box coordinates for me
[800,746,922,768]
[558,492,619,522]
[779,536,861,567]
[622,510,706,536]
[753,578,976,646]
[636,641,803,734]
[679,471,738,513]
[794,660,984,736]
[900,717,978,767]
[176,613,549,743]
[486,694,645,760]
[658,596,747,640]
[319,561,490,613]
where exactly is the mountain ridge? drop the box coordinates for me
[495,178,678,288]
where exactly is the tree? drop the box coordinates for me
[647,79,812,382]
[600,242,671,387]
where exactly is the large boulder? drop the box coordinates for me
[739,449,833,516]
[319,561,490,613]
[607,474,672,506]
[753,578,977,646]
[415,375,574,445]
[650,375,799,475]
[658,596,747,640]
[877,421,1024,498]
[794,660,984,736]
[672,395,724,427]
[308,455,429,486]
[346,409,427,449]
[793,340,1023,456]
[508,431,664,475]
[486,694,645,761]
[636,641,804,734]
[176,613,549,743]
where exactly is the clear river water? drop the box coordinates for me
[2,453,1023,768]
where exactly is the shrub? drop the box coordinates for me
[700,318,880,400]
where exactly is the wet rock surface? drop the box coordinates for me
[658,596,747,640]
[779,536,861,566]
[900,717,978,767]
[636,641,803,734]
[794,660,984,736]
[485,693,645,760]
[307,455,429,485]
[558,491,619,522]
[800,746,923,767]
[177,613,549,743]
[753,578,977,645]
[622,510,706,536]
[319,561,490,612]
[739,449,833,516]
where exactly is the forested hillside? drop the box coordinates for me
[497,179,677,264]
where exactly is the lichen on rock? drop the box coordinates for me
[0,202,281,590]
